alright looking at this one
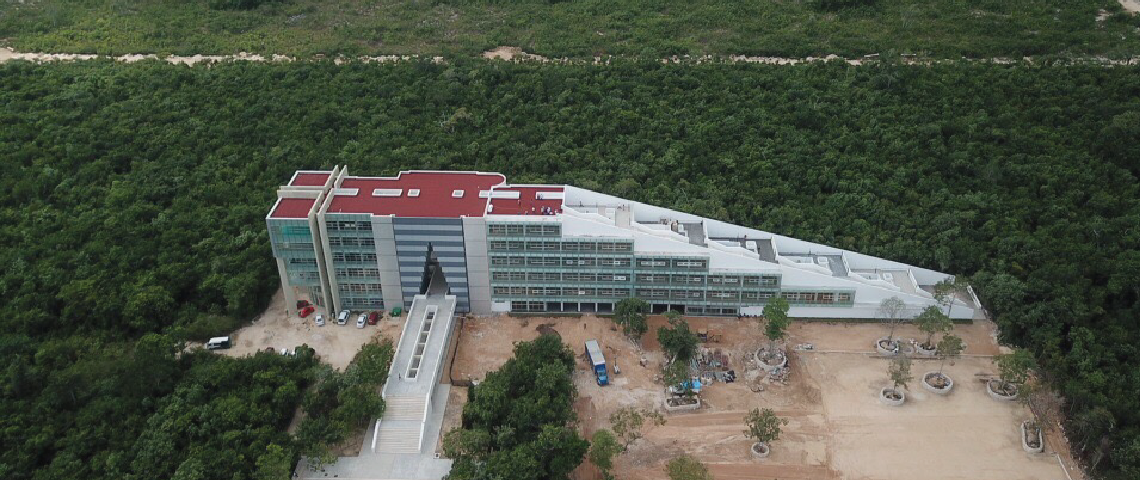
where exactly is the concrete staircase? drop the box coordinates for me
[374,394,427,454]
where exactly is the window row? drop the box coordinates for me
[332,252,378,263]
[288,258,318,266]
[488,224,561,237]
[270,225,312,240]
[488,240,633,253]
[635,257,708,270]
[328,236,376,247]
[492,271,630,283]
[335,267,380,278]
[493,286,632,297]
[707,291,777,301]
[708,274,780,287]
[338,283,383,293]
[511,301,548,312]
[326,220,373,231]
[490,256,633,268]
[289,271,322,282]
[342,297,384,308]
[276,242,314,251]
[636,288,706,300]
[783,291,852,304]
[636,274,706,285]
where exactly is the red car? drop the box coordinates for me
[298,305,315,318]
[367,311,379,325]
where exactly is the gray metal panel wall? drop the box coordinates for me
[462,217,492,315]
[392,218,470,311]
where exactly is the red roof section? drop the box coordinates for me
[327,172,507,217]
[270,198,316,219]
[291,172,331,187]
[489,186,565,216]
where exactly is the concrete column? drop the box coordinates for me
[462,217,492,315]
[374,216,405,311]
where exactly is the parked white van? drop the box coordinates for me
[206,336,231,350]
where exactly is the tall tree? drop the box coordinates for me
[657,314,698,363]
[877,297,907,345]
[762,297,791,355]
[589,429,621,480]
[914,306,953,350]
[614,298,649,343]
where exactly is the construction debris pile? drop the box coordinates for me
[691,347,736,384]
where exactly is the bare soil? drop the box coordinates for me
[217,289,404,370]
[482,46,550,62]
[437,386,469,455]
[449,314,1080,480]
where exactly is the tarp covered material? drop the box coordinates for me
[671,378,702,393]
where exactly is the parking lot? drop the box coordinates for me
[218,289,403,370]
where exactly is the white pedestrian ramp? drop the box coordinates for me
[373,395,428,453]
[368,291,457,455]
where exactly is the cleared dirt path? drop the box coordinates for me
[4,46,1138,67]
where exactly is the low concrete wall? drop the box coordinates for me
[879,387,905,406]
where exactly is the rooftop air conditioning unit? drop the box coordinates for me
[452,190,464,198]
[407,189,420,197]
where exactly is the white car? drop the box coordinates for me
[356,314,367,329]
[337,310,350,325]
[314,314,325,327]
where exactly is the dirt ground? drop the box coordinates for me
[217,289,404,370]
[449,314,1080,480]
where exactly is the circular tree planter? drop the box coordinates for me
[751,442,770,459]
[879,387,906,406]
[755,347,788,372]
[922,372,954,395]
[915,342,937,356]
[1021,421,1044,453]
[987,379,1018,401]
[875,336,900,355]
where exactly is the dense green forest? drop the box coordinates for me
[1,59,1139,478]
[444,335,587,478]
[2,0,1140,58]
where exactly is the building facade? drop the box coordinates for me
[267,168,979,320]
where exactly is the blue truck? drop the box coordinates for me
[585,339,609,386]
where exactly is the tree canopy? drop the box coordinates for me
[3,0,1139,58]
[2,59,1140,477]
[446,335,587,479]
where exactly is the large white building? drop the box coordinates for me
[267,167,979,320]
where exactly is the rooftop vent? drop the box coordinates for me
[407,189,421,197]
[452,190,465,198]
[373,188,403,197]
